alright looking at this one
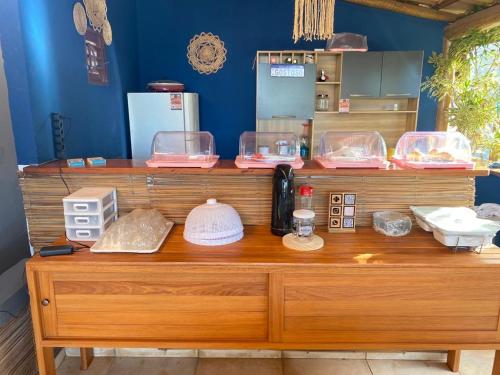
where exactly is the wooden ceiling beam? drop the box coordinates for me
[445,4,500,39]
[345,0,458,21]
[433,0,460,10]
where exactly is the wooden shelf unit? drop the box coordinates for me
[256,50,420,159]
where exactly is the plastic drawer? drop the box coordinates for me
[64,201,99,214]
[63,188,116,214]
[66,216,115,241]
[64,203,116,227]
[66,228,103,241]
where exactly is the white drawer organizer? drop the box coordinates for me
[63,187,117,241]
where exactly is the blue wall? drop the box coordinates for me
[0,0,139,164]
[136,0,446,159]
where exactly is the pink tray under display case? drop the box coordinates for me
[146,131,219,168]
[314,131,389,169]
[392,131,474,169]
[235,131,304,169]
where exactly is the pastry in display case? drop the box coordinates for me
[146,131,219,168]
[392,131,474,169]
[235,131,304,169]
[315,131,389,169]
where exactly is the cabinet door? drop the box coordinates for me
[37,271,268,341]
[380,51,423,98]
[257,63,316,120]
[282,269,500,344]
[340,52,383,99]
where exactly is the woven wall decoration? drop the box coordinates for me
[83,0,108,32]
[74,0,112,46]
[102,19,113,46]
[187,33,227,75]
[73,2,88,36]
[293,0,336,43]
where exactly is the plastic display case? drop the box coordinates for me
[392,131,474,169]
[315,131,389,169]
[235,131,304,169]
[146,131,219,168]
[325,33,368,52]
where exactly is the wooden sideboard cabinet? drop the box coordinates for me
[27,226,500,375]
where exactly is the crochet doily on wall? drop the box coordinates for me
[187,33,227,75]
[74,0,112,46]
[73,2,88,36]
[83,0,107,32]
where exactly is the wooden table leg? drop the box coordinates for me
[80,348,94,370]
[447,350,461,372]
[492,350,500,375]
[34,347,56,375]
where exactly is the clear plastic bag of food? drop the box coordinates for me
[91,209,173,253]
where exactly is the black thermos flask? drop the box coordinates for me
[271,164,295,236]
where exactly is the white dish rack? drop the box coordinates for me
[63,187,117,241]
[410,206,500,251]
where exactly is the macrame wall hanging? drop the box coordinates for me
[187,33,227,75]
[293,0,336,43]
[73,0,113,46]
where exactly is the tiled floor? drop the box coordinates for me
[56,351,495,375]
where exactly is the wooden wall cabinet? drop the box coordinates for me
[380,51,424,98]
[256,50,424,158]
[340,52,383,99]
[341,51,424,99]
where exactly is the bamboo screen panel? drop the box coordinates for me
[20,173,475,250]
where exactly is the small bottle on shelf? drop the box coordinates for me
[316,94,329,111]
[318,69,328,82]
[299,185,314,210]
[299,123,311,159]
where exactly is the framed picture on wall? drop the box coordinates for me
[85,29,108,85]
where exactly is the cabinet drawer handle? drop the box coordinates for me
[41,299,50,306]
[74,217,90,225]
[75,230,91,238]
[350,94,373,97]
[271,115,297,119]
[73,203,89,212]
[385,93,411,96]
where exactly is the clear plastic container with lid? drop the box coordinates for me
[235,131,304,169]
[292,209,316,238]
[392,131,474,169]
[315,131,389,169]
[146,131,219,168]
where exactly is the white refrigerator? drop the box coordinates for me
[127,92,200,160]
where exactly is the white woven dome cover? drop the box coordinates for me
[184,199,243,245]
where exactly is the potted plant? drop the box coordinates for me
[422,27,500,163]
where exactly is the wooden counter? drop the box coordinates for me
[26,226,500,375]
[23,159,490,177]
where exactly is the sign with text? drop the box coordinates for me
[270,64,305,78]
